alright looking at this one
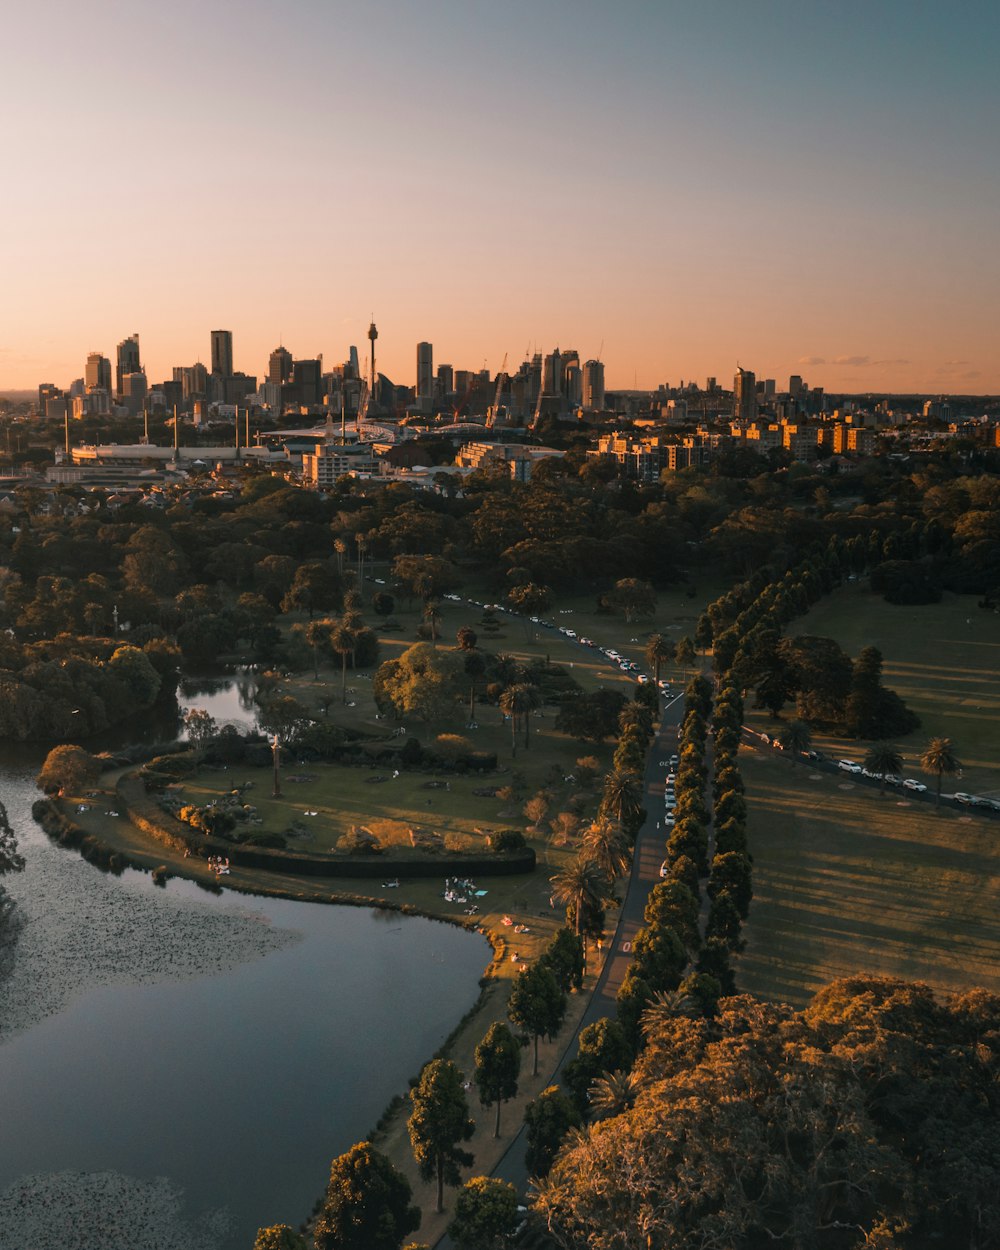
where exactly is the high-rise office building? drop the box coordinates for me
[437,364,454,396]
[789,374,803,398]
[293,358,323,407]
[122,371,147,414]
[211,330,233,377]
[733,366,757,422]
[542,349,562,395]
[269,346,293,385]
[416,342,434,401]
[116,334,141,399]
[85,352,112,393]
[583,360,605,411]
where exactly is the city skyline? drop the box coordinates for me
[2,0,998,394]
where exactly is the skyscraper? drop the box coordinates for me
[211,330,233,377]
[733,366,757,422]
[85,352,112,393]
[583,360,605,411]
[116,334,141,399]
[269,346,293,385]
[416,342,433,401]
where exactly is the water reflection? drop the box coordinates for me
[0,677,489,1249]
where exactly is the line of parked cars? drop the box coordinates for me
[834,758,999,807]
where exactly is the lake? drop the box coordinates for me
[0,680,490,1249]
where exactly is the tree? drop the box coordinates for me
[540,926,585,993]
[500,682,540,753]
[550,857,610,950]
[36,745,101,795]
[508,963,567,1076]
[608,577,656,623]
[376,643,463,723]
[463,651,486,724]
[777,718,812,762]
[407,1060,475,1214]
[508,581,553,619]
[588,1068,644,1120]
[580,818,631,884]
[107,645,161,707]
[535,978,1000,1250]
[920,736,960,805]
[313,1142,420,1250]
[555,689,627,743]
[675,635,697,671]
[600,769,643,829]
[864,742,904,793]
[564,1017,632,1112]
[644,633,674,684]
[474,1022,521,1138]
[448,1177,519,1250]
[523,1085,582,1178]
[330,622,355,704]
[252,1226,306,1250]
[707,851,753,919]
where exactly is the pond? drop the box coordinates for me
[0,676,489,1249]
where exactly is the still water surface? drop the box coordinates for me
[0,681,489,1248]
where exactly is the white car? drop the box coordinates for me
[664,813,675,827]
[954,792,974,805]
[903,778,927,792]
[659,860,670,878]
[837,760,862,773]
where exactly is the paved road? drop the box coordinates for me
[433,693,687,1247]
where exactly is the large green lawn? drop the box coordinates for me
[738,748,1000,1006]
[785,584,1000,795]
[737,583,1000,1006]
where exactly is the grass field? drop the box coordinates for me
[738,748,1000,1006]
[783,584,1000,794]
[737,584,1000,1006]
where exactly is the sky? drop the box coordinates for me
[2,0,998,395]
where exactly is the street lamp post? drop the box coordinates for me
[272,735,281,798]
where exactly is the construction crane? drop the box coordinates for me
[485,352,508,429]
[530,381,544,431]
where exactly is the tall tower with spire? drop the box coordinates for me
[368,319,378,394]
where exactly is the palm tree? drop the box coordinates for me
[305,619,328,680]
[600,769,643,829]
[640,988,697,1039]
[355,532,368,584]
[500,683,538,754]
[464,651,486,724]
[329,623,354,704]
[920,737,961,806]
[580,817,631,883]
[777,719,812,764]
[333,537,347,576]
[499,685,524,757]
[518,683,542,748]
[644,633,674,685]
[423,598,442,646]
[864,742,903,794]
[549,857,609,958]
[588,1069,643,1120]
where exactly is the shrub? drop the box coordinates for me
[489,829,527,853]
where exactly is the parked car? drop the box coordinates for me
[838,760,862,773]
[659,860,670,878]
[954,792,974,805]
[903,778,927,792]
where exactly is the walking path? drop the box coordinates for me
[433,692,687,1247]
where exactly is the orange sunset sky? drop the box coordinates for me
[2,0,998,395]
